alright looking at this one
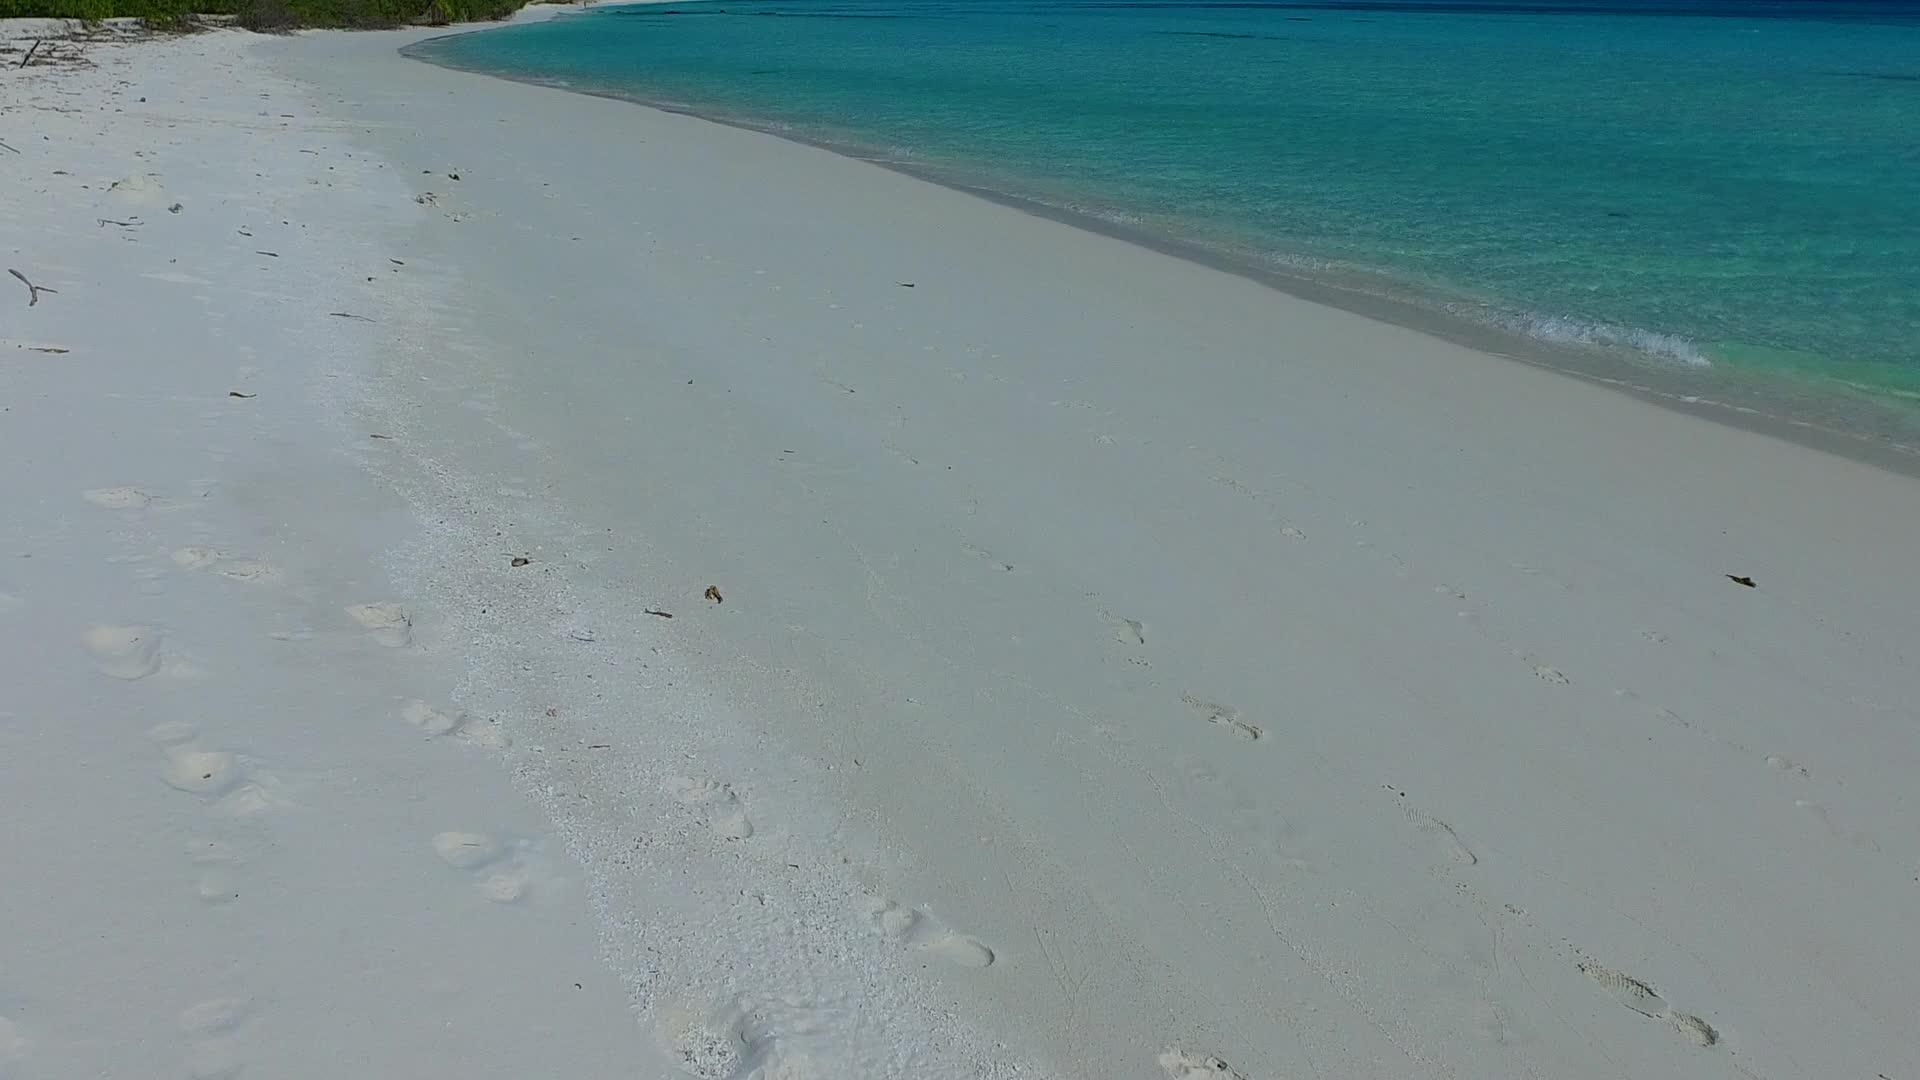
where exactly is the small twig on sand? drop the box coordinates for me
[327,312,374,321]
[0,140,19,155]
[255,250,279,258]
[19,41,41,69]
[644,608,674,619]
[97,218,140,228]
[8,268,56,307]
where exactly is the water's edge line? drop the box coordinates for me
[402,24,1920,479]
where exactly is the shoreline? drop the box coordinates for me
[272,25,1920,1079]
[9,18,1920,1080]
[403,21,1920,479]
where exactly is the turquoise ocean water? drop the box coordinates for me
[411,0,1920,449]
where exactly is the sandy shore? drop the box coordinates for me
[4,19,1918,1080]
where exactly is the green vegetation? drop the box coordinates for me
[241,0,526,29]
[0,0,528,30]
[0,0,221,24]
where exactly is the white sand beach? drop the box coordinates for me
[3,19,1917,1080]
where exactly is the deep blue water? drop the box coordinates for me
[412,0,1920,435]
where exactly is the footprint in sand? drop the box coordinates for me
[1385,786,1477,866]
[1182,694,1262,741]
[1518,653,1570,685]
[172,547,283,585]
[1405,806,1477,865]
[658,997,790,1080]
[401,700,510,749]
[1668,1012,1719,1046]
[6,338,74,356]
[179,996,248,1036]
[959,540,1016,573]
[83,486,164,510]
[1579,960,1666,1017]
[345,602,411,647]
[83,623,164,679]
[433,830,503,870]
[1159,1049,1250,1079]
[154,724,285,816]
[666,777,755,841]
[1765,754,1810,778]
[863,897,996,968]
[664,1014,751,1080]
[1105,611,1146,646]
[1407,810,1475,866]
[161,747,246,799]
[1577,960,1719,1047]
[160,749,284,816]
[432,830,538,903]
[187,837,244,905]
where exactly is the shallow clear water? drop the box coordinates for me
[413,0,1920,434]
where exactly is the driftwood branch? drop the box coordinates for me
[19,40,41,69]
[8,268,57,307]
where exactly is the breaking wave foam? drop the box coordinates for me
[1489,309,1711,368]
